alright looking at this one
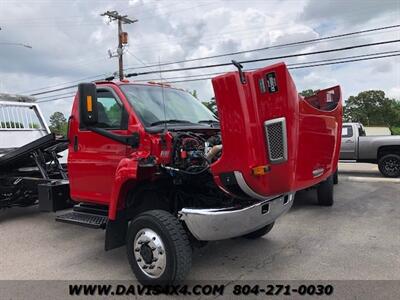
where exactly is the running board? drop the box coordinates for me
[55,211,108,229]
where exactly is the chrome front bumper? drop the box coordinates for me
[178,193,294,241]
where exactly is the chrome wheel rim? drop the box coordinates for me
[133,228,166,278]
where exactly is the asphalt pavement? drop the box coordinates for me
[0,164,399,281]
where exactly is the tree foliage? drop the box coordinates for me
[202,97,218,116]
[189,90,198,99]
[49,111,68,136]
[344,90,400,129]
[1,121,24,128]
[299,89,319,97]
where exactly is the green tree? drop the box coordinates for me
[343,90,400,129]
[108,103,122,124]
[49,111,67,136]
[299,89,320,97]
[190,90,198,99]
[202,97,218,116]
[1,121,24,128]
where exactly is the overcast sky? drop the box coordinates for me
[0,0,399,120]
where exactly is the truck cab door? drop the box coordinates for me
[340,125,357,160]
[68,87,129,205]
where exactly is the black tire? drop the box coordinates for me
[333,169,338,185]
[317,175,334,206]
[126,210,192,285]
[378,154,400,178]
[243,222,275,239]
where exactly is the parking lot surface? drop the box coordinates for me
[1,172,399,281]
[339,162,400,184]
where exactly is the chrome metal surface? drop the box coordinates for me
[179,193,294,241]
[234,171,278,201]
[133,228,166,279]
[312,167,325,178]
[264,117,287,164]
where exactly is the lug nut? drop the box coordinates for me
[135,248,140,252]
[137,258,142,262]
[149,265,155,269]
[143,265,148,269]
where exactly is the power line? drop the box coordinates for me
[36,53,399,103]
[31,38,400,97]
[125,39,400,77]
[37,93,76,103]
[35,90,78,100]
[31,84,78,96]
[124,24,400,71]
[135,50,400,82]
[22,24,400,95]
[162,53,400,84]
[125,49,149,67]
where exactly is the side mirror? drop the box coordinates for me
[78,83,98,126]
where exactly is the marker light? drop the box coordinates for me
[86,96,92,112]
[252,165,271,176]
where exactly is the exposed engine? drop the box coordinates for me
[166,132,222,176]
[158,131,229,210]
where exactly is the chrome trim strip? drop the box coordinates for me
[312,167,325,178]
[234,171,276,201]
[264,117,288,164]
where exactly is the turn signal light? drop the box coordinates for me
[86,96,92,112]
[252,165,270,176]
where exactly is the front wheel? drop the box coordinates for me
[317,175,334,206]
[243,222,275,239]
[126,210,192,285]
[333,169,338,185]
[378,154,400,178]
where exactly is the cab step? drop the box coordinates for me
[55,211,108,229]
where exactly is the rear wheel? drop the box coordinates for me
[317,175,334,206]
[126,210,192,285]
[378,154,400,178]
[243,222,275,239]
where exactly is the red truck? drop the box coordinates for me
[0,62,342,284]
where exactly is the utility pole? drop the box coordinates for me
[101,11,138,81]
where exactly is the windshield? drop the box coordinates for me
[120,84,218,127]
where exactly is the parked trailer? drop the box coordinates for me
[0,94,69,209]
[0,62,342,284]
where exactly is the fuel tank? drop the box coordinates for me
[210,62,342,200]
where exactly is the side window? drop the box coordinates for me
[95,90,123,129]
[342,126,353,138]
[358,126,366,137]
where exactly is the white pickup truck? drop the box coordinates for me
[340,122,400,178]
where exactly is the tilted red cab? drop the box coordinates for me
[211,62,342,199]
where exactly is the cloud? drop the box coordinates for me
[387,87,400,100]
[299,0,398,26]
[0,0,399,120]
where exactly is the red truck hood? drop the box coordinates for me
[210,62,342,199]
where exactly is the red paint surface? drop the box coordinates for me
[68,64,342,219]
[211,63,342,196]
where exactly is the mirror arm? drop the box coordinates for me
[88,127,140,148]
